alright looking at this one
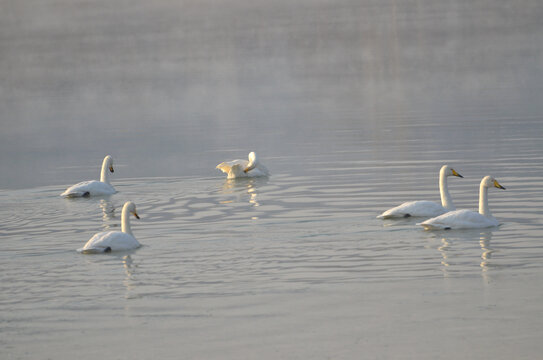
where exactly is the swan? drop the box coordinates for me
[377,165,463,219]
[78,201,141,253]
[216,152,270,179]
[419,176,506,230]
[61,155,116,197]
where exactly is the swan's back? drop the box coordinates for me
[78,231,140,253]
[419,209,499,230]
[377,200,447,219]
[61,180,115,197]
[248,163,269,177]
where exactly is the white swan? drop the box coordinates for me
[216,152,270,179]
[377,165,463,219]
[419,176,506,230]
[61,155,116,197]
[78,201,141,253]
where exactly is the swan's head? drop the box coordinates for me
[104,155,114,173]
[481,176,506,190]
[441,165,463,178]
[123,201,140,219]
[244,152,258,173]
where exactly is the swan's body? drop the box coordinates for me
[419,176,506,230]
[216,152,269,179]
[61,155,116,197]
[78,201,140,253]
[377,165,463,219]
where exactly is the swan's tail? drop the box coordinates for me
[77,246,112,254]
[61,191,88,198]
[376,212,405,219]
[417,222,448,231]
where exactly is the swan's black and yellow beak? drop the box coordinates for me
[494,180,506,190]
[452,169,463,178]
[133,212,140,219]
[109,165,114,173]
[243,168,250,173]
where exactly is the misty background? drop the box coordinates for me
[1,0,542,189]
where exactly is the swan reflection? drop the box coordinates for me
[437,237,451,269]
[478,231,494,272]
[99,199,116,230]
[429,229,495,278]
[119,254,142,300]
[219,177,268,207]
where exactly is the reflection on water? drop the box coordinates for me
[1,168,542,359]
[122,255,138,299]
[429,229,496,278]
[438,237,451,271]
[99,199,116,230]
[218,177,268,208]
[479,231,494,272]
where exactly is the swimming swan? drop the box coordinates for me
[216,152,269,179]
[78,201,141,253]
[61,155,116,197]
[419,176,506,230]
[377,165,463,219]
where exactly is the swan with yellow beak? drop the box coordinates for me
[419,176,506,230]
[61,155,116,197]
[377,165,463,219]
[78,201,141,253]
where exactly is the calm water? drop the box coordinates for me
[2,0,543,359]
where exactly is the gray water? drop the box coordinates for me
[1,0,543,359]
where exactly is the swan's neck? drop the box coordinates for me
[121,206,133,235]
[439,173,455,210]
[100,160,110,184]
[246,160,257,172]
[479,183,491,217]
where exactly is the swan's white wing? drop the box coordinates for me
[377,200,447,219]
[61,180,116,197]
[216,159,250,179]
[418,209,499,230]
[216,159,248,172]
[78,231,140,253]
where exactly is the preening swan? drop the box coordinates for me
[216,152,269,179]
[377,165,463,219]
[61,155,116,197]
[78,201,141,253]
[419,176,506,230]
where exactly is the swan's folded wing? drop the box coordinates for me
[249,164,270,177]
[77,246,110,254]
[377,200,445,219]
[61,180,96,197]
[61,180,115,197]
[78,231,140,253]
[418,209,497,230]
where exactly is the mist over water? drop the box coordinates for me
[1,1,543,359]
[1,0,542,189]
